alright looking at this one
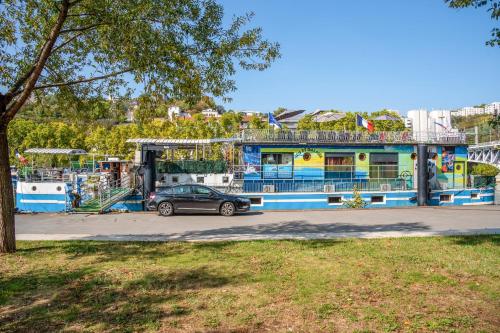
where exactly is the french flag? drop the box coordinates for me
[268,112,282,129]
[356,114,374,132]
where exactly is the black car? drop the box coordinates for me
[146,184,251,216]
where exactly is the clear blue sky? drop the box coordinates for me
[217,0,500,115]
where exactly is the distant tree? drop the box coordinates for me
[273,107,287,117]
[188,96,217,114]
[133,95,167,124]
[488,114,500,129]
[248,115,267,129]
[370,109,405,131]
[297,114,320,130]
[220,112,243,136]
[452,114,494,129]
[0,0,280,252]
[471,163,500,176]
[445,0,500,46]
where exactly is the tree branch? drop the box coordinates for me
[52,30,87,53]
[31,68,133,90]
[4,66,36,104]
[60,23,103,34]
[3,0,71,123]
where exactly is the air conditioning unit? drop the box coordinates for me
[324,185,335,193]
[263,185,275,193]
[380,184,391,192]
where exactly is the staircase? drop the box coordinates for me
[75,175,135,213]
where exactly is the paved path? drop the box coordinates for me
[15,206,500,241]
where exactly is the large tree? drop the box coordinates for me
[0,0,280,252]
[445,0,500,46]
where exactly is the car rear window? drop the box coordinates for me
[157,187,173,194]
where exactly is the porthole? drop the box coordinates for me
[31,186,37,191]
[303,152,311,161]
[249,197,262,205]
[328,196,342,204]
[358,153,366,161]
[440,194,452,202]
[456,164,462,171]
[56,186,62,192]
[411,153,417,160]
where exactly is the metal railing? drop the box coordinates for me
[98,175,133,208]
[242,178,413,193]
[17,168,73,183]
[233,164,410,179]
[236,129,467,144]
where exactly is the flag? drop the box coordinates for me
[268,112,282,129]
[434,121,448,130]
[356,114,374,132]
[15,150,28,165]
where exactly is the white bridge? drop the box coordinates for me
[468,141,500,168]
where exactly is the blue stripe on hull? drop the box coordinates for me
[240,188,495,211]
[240,191,418,211]
[107,195,144,212]
[16,193,68,213]
[428,188,495,206]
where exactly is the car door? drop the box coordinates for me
[192,185,221,212]
[172,185,196,211]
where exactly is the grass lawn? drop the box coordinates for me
[0,236,499,332]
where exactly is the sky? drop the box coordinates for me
[216,0,500,115]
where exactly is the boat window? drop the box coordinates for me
[262,153,293,179]
[325,153,354,179]
[369,153,398,179]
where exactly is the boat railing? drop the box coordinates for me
[236,129,467,145]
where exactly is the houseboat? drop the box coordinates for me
[13,129,495,214]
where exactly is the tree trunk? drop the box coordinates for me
[0,105,16,253]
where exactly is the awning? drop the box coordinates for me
[24,148,88,155]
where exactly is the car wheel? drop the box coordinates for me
[158,201,174,216]
[220,202,235,216]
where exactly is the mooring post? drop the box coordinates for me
[143,150,156,197]
[417,144,428,206]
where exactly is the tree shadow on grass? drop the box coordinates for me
[0,266,245,332]
[166,220,431,241]
[447,234,500,246]
[18,241,189,264]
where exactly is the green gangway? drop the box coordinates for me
[75,176,135,214]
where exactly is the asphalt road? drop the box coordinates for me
[15,206,500,241]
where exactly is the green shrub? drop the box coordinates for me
[470,163,499,177]
[343,185,367,208]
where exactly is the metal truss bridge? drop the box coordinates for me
[468,141,500,168]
